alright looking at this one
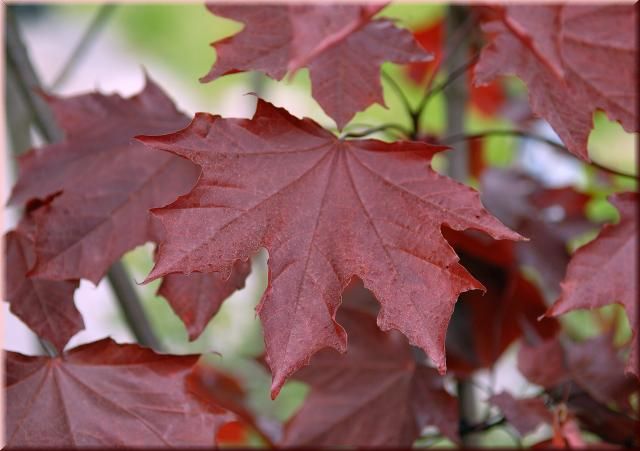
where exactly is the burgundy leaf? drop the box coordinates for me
[475,5,637,160]
[444,229,559,375]
[547,193,637,377]
[490,392,553,436]
[283,305,459,446]
[201,4,432,129]
[5,217,81,351]
[158,260,252,341]
[138,99,521,397]
[5,339,234,447]
[9,76,199,284]
[481,168,595,296]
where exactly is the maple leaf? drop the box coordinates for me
[489,392,553,436]
[405,19,443,84]
[443,229,558,375]
[518,334,638,412]
[5,339,234,447]
[565,391,640,447]
[5,216,81,352]
[9,76,199,284]
[517,338,569,389]
[481,168,596,296]
[137,99,521,397]
[546,192,637,377]
[518,336,639,446]
[283,303,459,446]
[186,362,278,447]
[475,5,637,160]
[201,4,432,129]
[158,260,252,341]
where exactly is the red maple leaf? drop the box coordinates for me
[200,4,432,129]
[283,301,459,446]
[518,335,640,446]
[489,392,553,437]
[518,334,638,412]
[443,229,559,375]
[5,339,234,447]
[546,192,637,378]
[138,98,521,397]
[5,216,80,351]
[481,169,596,296]
[405,19,443,84]
[475,5,637,160]
[158,260,252,341]
[9,76,199,284]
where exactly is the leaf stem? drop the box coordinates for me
[412,53,479,135]
[50,4,118,89]
[5,7,162,351]
[381,69,414,122]
[341,123,410,139]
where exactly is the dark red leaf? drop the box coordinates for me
[5,339,234,447]
[158,259,252,341]
[467,65,505,117]
[444,229,559,375]
[481,169,595,295]
[9,76,199,284]
[564,335,638,411]
[406,19,443,84]
[475,5,637,160]
[283,304,459,446]
[518,338,570,389]
[137,99,521,397]
[490,392,553,436]
[5,216,81,351]
[187,362,278,447]
[547,192,637,377]
[518,334,638,411]
[201,4,432,129]
[565,392,640,447]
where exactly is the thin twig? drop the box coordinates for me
[341,123,410,139]
[6,8,162,351]
[442,129,638,179]
[39,339,59,357]
[108,263,162,349]
[422,9,478,106]
[381,69,413,121]
[460,415,506,436]
[51,4,118,89]
[414,53,479,123]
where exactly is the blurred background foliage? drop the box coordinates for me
[5,3,637,448]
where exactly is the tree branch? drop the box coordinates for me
[51,4,118,89]
[5,7,161,350]
[6,9,63,143]
[107,263,162,349]
[442,129,638,180]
